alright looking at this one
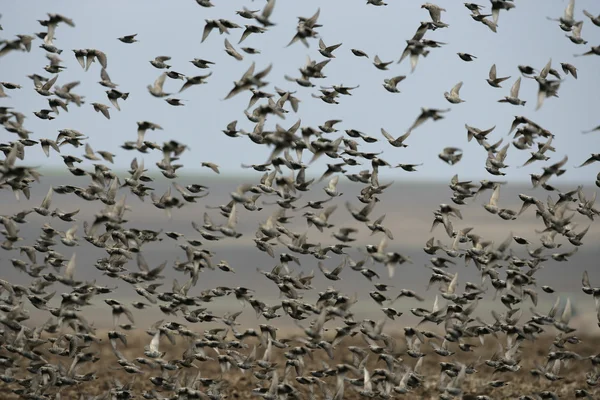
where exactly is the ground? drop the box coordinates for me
[1,331,597,400]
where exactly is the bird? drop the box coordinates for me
[33,186,53,216]
[422,3,448,27]
[118,34,138,44]
[224,38,244,61]
[382,75,406,93]
[351,48,369,58]
[575,45,600,57]
[582,125,600,134]
[346,200,376,222]
[239,24,267,44]
[373,55,393,70]
[457,52,477,61]
[486,64,510,87]
[547,0,577,31]
[190,58,215,69]
[150,55,171,69]
[560,62,577,79]
[33,74,58,96]
[575,153,600,168]
[466,124,496,144]
[444,81,465,103]
[106,89,129,111]
[380,128,411,147]
[201,162,220,174]
[165,98,185,106]
[406,108,450,132]
[439,147,463,165]
[566,21,587,45]
[498,77,526,106]
[147,72,170,98]
[318,38,342,58]
[324,175,342,197]
[318,260,345,281]
[91,102,110,119]
[583,9,600,26]
[483,184,501,214]
[255,0,276,27]
[179,73,212,93]
[367,0,388,6]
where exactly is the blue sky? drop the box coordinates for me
[1,0,599,183]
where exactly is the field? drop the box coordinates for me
[1,330,598,400]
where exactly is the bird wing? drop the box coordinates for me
[227,203,238,229]
[381,128,397,142]
[65,225,77,240]
[572,21,583,37]
[239,27,253,44]
[548,296,561,318]
[262,0,276,19]
[560,298,572,324]
[582,270,590,287]
[331,259,346,276]
[136,253,149,272]
[447,273,458,294]
[540,58,552,79]
[202,21,215,42]
[41,186,53,209]
[489,64,497,80]
[391,75,406,85]
[149,331,160,352]
[360,200,376,217]
[327,175,339,190]
[120,306,134,324]
[306,8,321,27]
[84,142,95,157]
[95,50,108,69]
[64,253,77,280]
[451,81,463,96]
[510,77,521,98]
[540,136,553,153]
[154,72,167,91]
[322,205,337,220]
[396,130,412,144]
[490,184,500,206]
[429,6,442,23]
[565,0,575,20]
[318,38,326,50]
[317,262,332,279]
[363,367,372,392]
[42,74,59,91]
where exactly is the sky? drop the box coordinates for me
[1,0,599,183]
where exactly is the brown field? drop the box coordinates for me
[1,330,598,400]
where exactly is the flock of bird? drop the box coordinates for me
[1,0,600,399]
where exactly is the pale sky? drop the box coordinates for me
[1,0,599,183]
